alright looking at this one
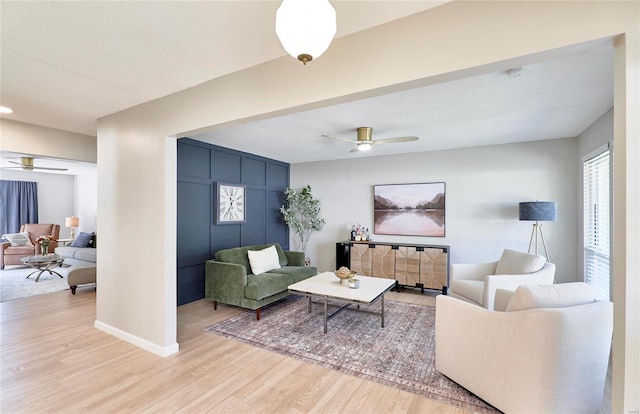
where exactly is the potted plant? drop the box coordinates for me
[280,185,326,263]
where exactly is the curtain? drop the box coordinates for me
[0,180,39,236]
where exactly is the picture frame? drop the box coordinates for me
[373,182,445,237]
[215,183,246,224]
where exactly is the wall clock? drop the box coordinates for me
[216,183,246,224]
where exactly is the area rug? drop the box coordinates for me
[0,265,70,302]
[204,296,498,413]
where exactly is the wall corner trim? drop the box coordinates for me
[94,320,180,357]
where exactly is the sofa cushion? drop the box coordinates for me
[216,243,288,274]
[5,245,35,255]
[245,272,293,301]
[74,248,97,262]
[450,279,485,306]
[2,232,33,247]
[55,246,97,263]
[495,249,546,275]
[70,232,94,248]
[268,265,317,283]
[506,282,598,312]
[248,245,281,275]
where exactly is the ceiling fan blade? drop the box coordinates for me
[8,160,22,166]
[372,136,419,145]
[32,166,69,171]
[321,134,356,144]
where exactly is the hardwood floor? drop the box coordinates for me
[1,288,468,414]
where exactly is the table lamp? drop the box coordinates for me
[519,201,556,261]
[65,216,79,239]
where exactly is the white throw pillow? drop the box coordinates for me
[495,249,546,275]
[2,232,33,247]
[247,245,281,275]
[506,283,598,312]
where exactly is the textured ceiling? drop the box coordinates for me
[0,1,446,136]
[0,1,613,169]
[193,44,613,163]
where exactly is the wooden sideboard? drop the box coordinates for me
[336,241,449,294]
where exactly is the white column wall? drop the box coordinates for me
[96,2,638,410]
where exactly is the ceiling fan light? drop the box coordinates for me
[276,0,336,65]
[357,143,372,151]
[0,105,13,114]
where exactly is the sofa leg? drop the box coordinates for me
[70,286,77,295]
[213,301,217,310]
[256,308,261,321]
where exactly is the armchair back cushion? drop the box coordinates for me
[21,223,60,247]
[506,282,598,312]
[494,248,546,275]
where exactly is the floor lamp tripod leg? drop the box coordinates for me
[528,224,536,254]
[539,224,550,262]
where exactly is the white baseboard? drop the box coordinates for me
[94,320,179,357]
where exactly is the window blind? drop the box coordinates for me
[583,148,611,301]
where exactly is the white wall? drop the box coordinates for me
[75,173,97,234]
[0,170,74,236]
[291,138,579,283]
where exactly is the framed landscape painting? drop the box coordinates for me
[374,182,445,237]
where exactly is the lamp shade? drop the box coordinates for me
[276,0,336,64]
[519,201,557,221]
[65,216,79,227]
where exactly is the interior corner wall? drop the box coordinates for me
[0,170,75,235]
[291,138,579,283]
[176,138,290,305]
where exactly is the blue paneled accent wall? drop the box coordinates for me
[177,138,290,306]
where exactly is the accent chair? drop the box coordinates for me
[448,248,555,310]
[0,223,60,269]
[435,283,612,414]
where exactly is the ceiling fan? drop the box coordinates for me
[322,127,419,152]
[3,157,68,171]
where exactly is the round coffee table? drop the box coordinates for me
[20,254,64,282]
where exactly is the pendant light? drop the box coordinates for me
[276,0,336,65]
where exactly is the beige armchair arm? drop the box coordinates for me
[450,261,498,283]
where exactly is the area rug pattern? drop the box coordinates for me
[1,265,69,302]
[204,296,498,413]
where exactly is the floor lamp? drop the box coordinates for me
[519,201,556,262]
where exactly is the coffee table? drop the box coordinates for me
[288,271,396,333]
[20,254,64,282]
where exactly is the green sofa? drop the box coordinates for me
[205,243,317,320]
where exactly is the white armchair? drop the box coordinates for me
[448,248,555,310]
[436,283,613,414]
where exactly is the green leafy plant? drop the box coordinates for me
[280,185,326,254]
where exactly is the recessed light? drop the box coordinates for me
[0,106,14,114]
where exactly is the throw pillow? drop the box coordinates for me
[247,245,281,275]
[494,248,546,275]
[506,283,598,312]
[2,232,33,247]
[70,232,94,248]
